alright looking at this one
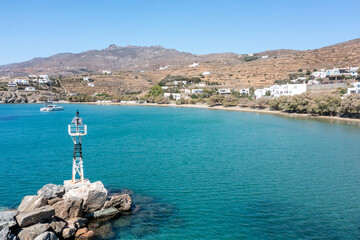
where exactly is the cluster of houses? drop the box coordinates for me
[254,83,307,98]
[311,67,358,80]
[7,75,50,91]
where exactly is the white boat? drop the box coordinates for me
[40,78,64,111]
[40,104,64,112]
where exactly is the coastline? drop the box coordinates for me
[75,102,360,124]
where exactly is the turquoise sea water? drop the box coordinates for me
[1,104,360,239]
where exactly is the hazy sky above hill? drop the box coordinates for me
[0,0,359,65]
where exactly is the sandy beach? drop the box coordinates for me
[75,102,360,125]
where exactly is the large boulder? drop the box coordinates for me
[47,198,63,206]
[37,184,65,199]
[74,228,94,240]
[65,181,108,213]
[16,206,55,227]
[52,197,83,220]
[0,225,16,240]
[62,227,76,239]
[0,209,19,228]
[67,218,88,229]
[103,194,132,212]
[18,195,47,213]
[84,207,119,219]
[49,218,67,235]
[17,223,50,240]
[34,231,58,240]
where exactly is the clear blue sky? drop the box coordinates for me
[0,0,359,65]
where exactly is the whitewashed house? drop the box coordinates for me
[272,84,307,98]
[191,89,203,94]
[25,87,36,91]
[346,82,360,95]
[88,83,95,87]
[218,88,231,94]
[188,63,199,68]
[174,81,187,85]
[311,71,326,79]
[38,78,50,84]
[161,86,169,90]
[240,89,249,95]
[164,93,181,100]
[202,71,211,75]
[14,79,29,85]
[254,88,272,98]
[7,81,17,88]
[102,70,112,75]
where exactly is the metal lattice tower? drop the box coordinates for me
[68,111,87,183]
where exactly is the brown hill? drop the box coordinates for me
[1,39,359,95]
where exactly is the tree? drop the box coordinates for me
[265,90,271,97]
[149,85,164,97]
[207,95,224,107]
[222,95,239,107]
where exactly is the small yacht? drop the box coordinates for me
[40,104,64,112]
[40,78,64,112]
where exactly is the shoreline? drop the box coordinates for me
[3,101,360,124]
[77,102,360,124]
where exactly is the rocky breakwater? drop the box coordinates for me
[0,181,132,240]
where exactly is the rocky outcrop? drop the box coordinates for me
[65,181,108,213]
[37,184,65,199]
[34,231,58,240]
[17,223,50,240]
[66,218,88,229]
[49,218,67,235]
[47,198,63,206]
[18,195,48,213]
[52,197,83,220]
[0,225,16,240]
[6,181,132,239]
[16,206,55,227]
[74,228,94,240]
[0,209,19,228]
[61,227,76,239]
[84,207,119,219]
[103,194,132,212]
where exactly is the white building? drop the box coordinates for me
[25,87,36,91]
[38,78,50,84]
[191,89,203,94]
[272,84,307,98]
[196,83,206,87]
[7,81,17,88]
[239,89,249,95]
[164,93,181,100]
[161,86,169,90]
[188,63,199,68]
[202,71,211,75]
[174,81,187,85]
[326,67,358,80]
[261,55,268,59]
[102,70,112,75]
[218,88,231,94]
[14,79,29,85]
[39,75,49,80]
[254,88,271,99]
[311,71,326,79]
[83,77,90,82]
[88,83,95,87]
[346,82,360,95]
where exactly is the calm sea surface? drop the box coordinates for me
[1,104,360,239]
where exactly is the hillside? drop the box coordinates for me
[0,39,359,95]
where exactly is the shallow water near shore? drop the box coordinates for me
[1,104,360,239]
